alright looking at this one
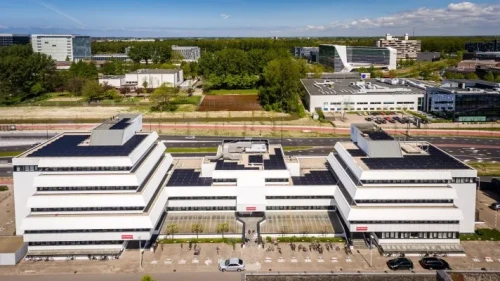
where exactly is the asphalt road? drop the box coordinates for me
[1,135,500,177]
[1,272,241,281]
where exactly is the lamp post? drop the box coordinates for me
[139,236,143,269]
[369,235,373,267]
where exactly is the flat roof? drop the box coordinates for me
[128,69,180,75]
[0,236,24,253]
[100,75,125,79]
[340,141,471,170]
[23,133,148,158]
[301,78,425,96]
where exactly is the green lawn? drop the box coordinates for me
[208,89,258,95]
[467,162,500,176]
[0,151,22,157]
[282,146,315,152]
[166,147,218,153]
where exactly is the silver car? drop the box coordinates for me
[218,258,245,272]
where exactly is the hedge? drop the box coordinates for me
[265,236,344,243]
[159,238,242,244]
[460,228,500,241]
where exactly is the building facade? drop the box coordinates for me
[125,69,184,88]
[425,80,500,122]
[0,34,30,47]
[171,46,201,61]
[376,33,421,60]
[99,75,126,88]
[301,78,426,113]
[13,114,172,256]
[319,45,397,72]
[31,34,91,62]
[465,40,499,52]
[292,47,319,63]
[92,54,130,62]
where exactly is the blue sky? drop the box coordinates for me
[1,0,499,36]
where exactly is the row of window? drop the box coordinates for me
[29,241,123,246]
[31,207,143,212]
[266,206,336,210]
[328,102,415,106]
[168,196,236,200]
[265,178,289,182]
[355,199,453,204]
[15,165,131,172]
[362,179,449,184]
[351,220,459,224]
[451,177,477,184]
[25,228,149,234]
[167,206,236,211]
[266,196,334,200]
[213,179,237,183]
[378,232,458,239]
[37,186,137,192]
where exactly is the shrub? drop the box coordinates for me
[0,186,8,192]
[265,235,344,243]
[460,228,500,241]
[158,237,242,244]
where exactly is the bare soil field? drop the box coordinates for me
[198,95,262,111]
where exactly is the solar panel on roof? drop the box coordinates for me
[28,134,147,158]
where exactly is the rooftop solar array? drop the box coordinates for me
[166,169,212,186]
[215,160,259,170]
[292,171,337,185]
[248,155,263,164]
[361,145,470,170]
[109,118,131,130]
[365,131,394,141]
[27,134,147,158]
[264,148,287,170]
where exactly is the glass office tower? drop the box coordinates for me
[319,45,395,72]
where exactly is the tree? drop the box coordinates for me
[495,75,500,83]
[484,71,495,82]
[141,275,155,281]
[142,79,148,89]
[65,77,86,95]
[166,224,179,240]
[150,83,180,111]
[82,80,105,102]
[217,222,229,239]
[191,223,204,239]
[465,72,479,80]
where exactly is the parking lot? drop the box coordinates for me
[162,212,242,235]
[260,211,344,235]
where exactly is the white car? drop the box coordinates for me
[218,258,245,272]
[185,136,196,140]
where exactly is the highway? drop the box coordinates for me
[1,135,500,177]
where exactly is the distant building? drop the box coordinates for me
[319,45,397,72]
[375,33,421,60]
[301,78,425,113]
[417,52,441,62]
[425,79,500,122]
[0,34,30,47]
[465,40,499,52]
[292,47,319,62]
[125,69,184,88]
[92,54,130,62]
[463,52,500,62]
[171,45,200,61]
[457,60,500,71]
[31,34,91,62]
[99,75,126,88]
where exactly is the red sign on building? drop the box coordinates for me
[356,226,368,231]
[246,206,256,211]
[121,234,134,240]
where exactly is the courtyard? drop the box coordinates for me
[260,211,344,236]
[162,212,242,235]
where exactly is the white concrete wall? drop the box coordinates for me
[13,169,40,235]
[307,93,422,113]
[99,78,124,88]
[452,183,477,233]
[349,223,460,233]
[24,232,151,242]
[32,35,72,61]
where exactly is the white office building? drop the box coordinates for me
[13,116,477,257]
[319,45,397,72]
[171,45,201,61]
[301,78,426,113]
[125,69,184,88]
[31,34,91,62]
[13,114,172,257]
[99,75,126,88]
[376,33,421,60]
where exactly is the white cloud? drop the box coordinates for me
[220,14,230,20]
[38,2,85,28]
[0,25,8,29]
[304,2,500,32]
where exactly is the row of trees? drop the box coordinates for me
[0,45,58,105]
[446,71,500,82]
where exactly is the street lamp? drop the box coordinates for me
[369,235,374,267]
[139,236,143,269]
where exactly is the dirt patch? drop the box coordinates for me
[198,95,262,111]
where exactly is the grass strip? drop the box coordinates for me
[0,151,22,157]
[467,162,500,176]
[166,147,218,153]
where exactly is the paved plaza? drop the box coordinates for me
[162,212,242,235]
[260,211,344,235]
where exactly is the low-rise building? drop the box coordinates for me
[99,75,126,88]
[319,45,397,72]
[92,54,130,62]
[417,52,441,62]
[125,69,184,88]
[301,78,426,113]
[171,45,200,61]
[425,79,500,122]
[376,33,421,60]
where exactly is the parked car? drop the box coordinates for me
[490,202,500,210]
[388,119,396,123]
[185,136,196,140]
[419,257,450,270]
[387,258,414,270]
[365,117,372,121]
[219,258,245,272]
